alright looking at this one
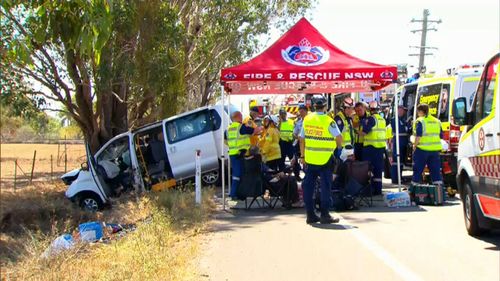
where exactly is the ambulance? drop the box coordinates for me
[411,68,481,188]
[388,67,482,185]
[452,53,500,236]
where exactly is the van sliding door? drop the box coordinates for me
[164,109,219,180]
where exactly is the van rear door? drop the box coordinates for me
[163,109,219,180]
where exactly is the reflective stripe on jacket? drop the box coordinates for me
[417,115,442,151]
[363,114,387,149]
[227,122,250,156]
[303,113,336,165]
[335,111,352,147]
[280,119,294,142]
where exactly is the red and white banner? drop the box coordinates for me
[221,18,397,95]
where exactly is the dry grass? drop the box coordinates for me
[0,182,216,281]
[1,143,86,189]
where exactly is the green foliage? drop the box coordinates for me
[1,0,315,149]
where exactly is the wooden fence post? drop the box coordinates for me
[51,154,54,181]
[30,150,37,184]
[13,160,17,192]
[64,135,67,173]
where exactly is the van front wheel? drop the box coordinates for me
[202,169,220,186]
[78,193,104,212]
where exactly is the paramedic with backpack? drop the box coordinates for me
[299,96,343,225]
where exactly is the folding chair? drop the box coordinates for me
[264,166,297,209]
[344,160,373,207]
[238,155,270,210]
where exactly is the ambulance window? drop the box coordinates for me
[460,80,479,111]
[482,59,497,118]
[438,84,450,122]
[417,83,441,117]
[475,55,499,121]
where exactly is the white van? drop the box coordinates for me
[62,104,234,211]
[452,53,500,236]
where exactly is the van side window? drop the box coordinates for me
[166,110,212,143]
[210,109,222,131]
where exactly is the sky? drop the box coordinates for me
[228,0,499,110]
[267,0,499,74]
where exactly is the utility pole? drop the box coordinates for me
[409,9,441,73]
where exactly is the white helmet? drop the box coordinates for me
[269,115,280,126]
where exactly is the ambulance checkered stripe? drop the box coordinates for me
[470,155,500,179]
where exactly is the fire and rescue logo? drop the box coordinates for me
[224,72,237,80]
[380,70,394,79]
[281,38,330,66]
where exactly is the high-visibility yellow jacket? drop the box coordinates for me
[363,113,387,149]
[303,113,336,165]
[353,112,371,144]
[227,122,251,156]
[258,127,281,162]
[335,111,352,147]
[243,116,259,146]
[279,119,294,142]
[417,115,442,151]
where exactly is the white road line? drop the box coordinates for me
[339,216,424,281]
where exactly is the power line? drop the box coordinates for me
[408,9,442,73]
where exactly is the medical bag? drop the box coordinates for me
[409,184,446,206]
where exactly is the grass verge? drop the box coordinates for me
[1,184,215,280]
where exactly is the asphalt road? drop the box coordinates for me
[199,184,499,281]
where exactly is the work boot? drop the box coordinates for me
[320,212,339,224]
[306,212,320,224]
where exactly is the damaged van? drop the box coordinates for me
[62,104,234,211]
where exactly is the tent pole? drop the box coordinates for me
[394,88,402,192]
[227,93,232,200]
[220,85,226,211]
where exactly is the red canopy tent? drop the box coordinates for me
[218,18,400,208]
[220,17,398,94]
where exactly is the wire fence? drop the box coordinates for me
[1,141,86,191]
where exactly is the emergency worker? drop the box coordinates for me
[243,106,261,146]
[259,115,283,171]
[334,97,355,148]
[278,108,295,170]
[390,105,409,184]
[292,104,308,181]
[359,101,386,195]
[226,111,257,199]
[299,96,343,224]
[353,102,370,160]
[412,103,444,186]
